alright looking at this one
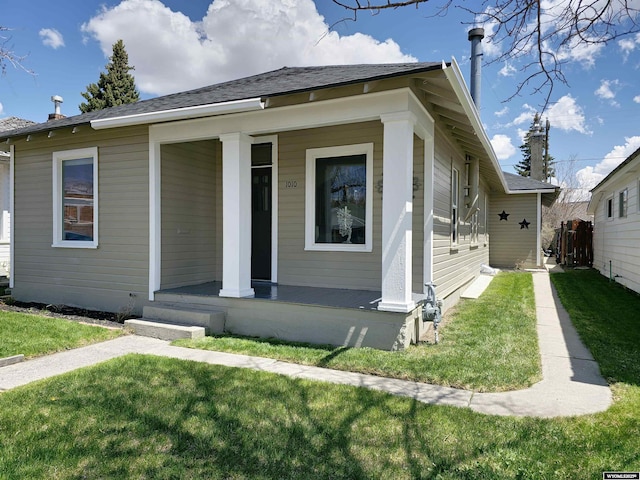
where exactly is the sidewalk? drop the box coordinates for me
[0,271,612,418]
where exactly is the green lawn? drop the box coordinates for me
[0,309,123,359]
[1,268,639,478]
[175,272,541,392]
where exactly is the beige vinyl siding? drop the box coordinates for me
[11,126,150,313]
[412,135,425,293]
[489,193,538,268]
[592,166,640,293]
[431,129,490,304]
[277,121,383,290]
[161,140,219,289]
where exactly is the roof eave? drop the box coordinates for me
[442,57,509,193]
[91,97,265,130]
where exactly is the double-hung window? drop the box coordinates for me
[305,143,373,252]
[52,147,98,248]
[451,167,459,245]
[619,189,628,218]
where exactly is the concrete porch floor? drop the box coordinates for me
[157,281,386,311]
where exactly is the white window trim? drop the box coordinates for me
[451,167,459,246]
[619,188,628,218]
[305,143,373,252]
[606,196,614,220]
[52,147,99,249]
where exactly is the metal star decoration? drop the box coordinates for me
[519,218,530,229]
[498,210,509,221]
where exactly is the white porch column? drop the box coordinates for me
[378,112,416,313]
[219,132,255,298]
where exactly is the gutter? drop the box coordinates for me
[91,97,265,130]
[442,58,510,193]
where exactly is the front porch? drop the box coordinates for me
[152,282,425,351]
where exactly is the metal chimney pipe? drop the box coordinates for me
[468,28,484,110]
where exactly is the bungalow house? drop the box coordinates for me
[587,146,640,293]
[0,60,558,350]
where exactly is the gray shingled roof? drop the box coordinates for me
[0,63,442,140]
[0,116,36,132]
[503,171,557,191]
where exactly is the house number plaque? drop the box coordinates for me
[285,180,298,189]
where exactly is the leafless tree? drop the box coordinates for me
[1,27,33,76]
[541,154,591,249]
[331,0,640,110]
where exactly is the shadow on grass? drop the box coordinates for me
[2,354,640,478]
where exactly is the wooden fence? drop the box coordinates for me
[555,219,593,267]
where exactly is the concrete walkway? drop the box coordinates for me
[0,271,612,418]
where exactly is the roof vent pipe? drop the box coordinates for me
[48,95,65,121]
[468,27,484,110]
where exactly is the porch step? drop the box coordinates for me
[125,319,206,341]
[142,304,226,334]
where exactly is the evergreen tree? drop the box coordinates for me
[514,113,555,180]
[79,40,140,113]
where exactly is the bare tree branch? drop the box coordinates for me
[331,0,640,111]
[0,27,34,76]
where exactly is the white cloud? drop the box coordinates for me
[634,95,640,104]
[81,0,416,96]
[0,102,4,115]
[594,79,620,107]
[546,95,591,134]
[490,134,517,160]
[576,136,640,194]
[618,33,640,61]
[556,36,604,68]
[39,28,65,49]
[498,63,516,77]
[494,106,509,117]
[506,104,537,127]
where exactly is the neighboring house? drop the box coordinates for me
[0,117,36,276]
[0,61,558,350]
[587,146,640,293]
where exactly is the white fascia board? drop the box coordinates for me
[442,58,510,193]
[506,188,558,195]
[150,88,416,144]
[587,190,604,215]
[91,97,265,130]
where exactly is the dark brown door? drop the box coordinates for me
[251,167,272,280]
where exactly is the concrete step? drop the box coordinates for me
[125,319,206,341]
[142,304,225,334]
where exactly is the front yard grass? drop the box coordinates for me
[174,271,541,392]
[0,268,639,478]
[0,310,123,359]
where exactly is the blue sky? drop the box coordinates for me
[2,0,639,196]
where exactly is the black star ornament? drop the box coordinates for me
[519,218,530,229]
[498,210,509,221]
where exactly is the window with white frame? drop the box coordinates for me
[305,143,373,252]
[483,194,488,244]
[52,147,98,248]
[451,167,459,245]
[619,188,628,218]
[606,196,613,219]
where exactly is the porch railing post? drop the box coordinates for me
[378,112,416,313]
[219,132,255,298]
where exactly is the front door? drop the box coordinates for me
[251,164,272,281]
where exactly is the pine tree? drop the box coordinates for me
[514,113,555,180]
[79,40,140,113]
